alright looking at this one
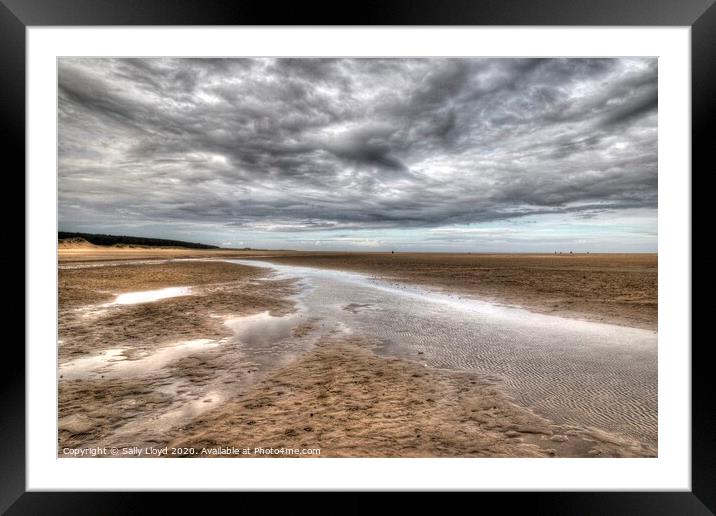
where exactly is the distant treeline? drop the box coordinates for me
[58,231,220,249]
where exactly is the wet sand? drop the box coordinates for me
[59,260,295,360]
[60,246,657,329]
[225,259,656,448]
[59,260,302,450]
[58,249,656,457]
[257,253,657,330]
[166,335,653,458]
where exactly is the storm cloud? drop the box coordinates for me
[58,57,657,251]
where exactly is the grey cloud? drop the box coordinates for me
[600,87,658,127]
[58,57,657,235]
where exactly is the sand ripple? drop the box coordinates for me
[230,260,658,448]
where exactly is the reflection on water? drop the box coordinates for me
[60,309,307,448]
[224,310,314,370]
[226,311,296,346]
[59,339,218,380]
[110,286,191,305]
[227,259,658,447]
[59,348,128,379]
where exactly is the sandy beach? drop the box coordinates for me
[257,252,657,330]
[165,335,653,458]
[58,245,657,457]
[60,246,656,330]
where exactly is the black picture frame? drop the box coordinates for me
[5,0,711,511]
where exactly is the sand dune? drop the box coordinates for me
[58,237,98,248]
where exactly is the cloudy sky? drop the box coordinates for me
[58,58,657,252]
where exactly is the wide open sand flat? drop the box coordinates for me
[60,246,656,329]
[57,253,656,456]
[255,252,658,330]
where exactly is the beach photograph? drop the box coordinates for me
[57,57,658,459]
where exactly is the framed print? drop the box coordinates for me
[5,0,711,511]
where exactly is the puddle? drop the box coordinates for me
[59,348,128,379]
[59,339,218,380]
[225,311,297,346]
[109,286,191,305]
